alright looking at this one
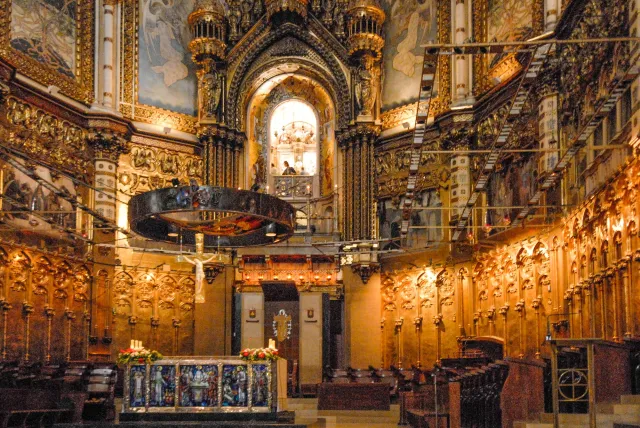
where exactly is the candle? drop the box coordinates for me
[269,338,275,349]
[130,339,134,349]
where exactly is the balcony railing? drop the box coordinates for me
[273,175,314,199]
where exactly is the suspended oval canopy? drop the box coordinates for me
[128,185,296,247]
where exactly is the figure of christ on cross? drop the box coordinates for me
[181,253,221,303]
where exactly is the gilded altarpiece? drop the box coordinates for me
[0,0,94,103]
[381,156,640,368]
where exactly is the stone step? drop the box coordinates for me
[615,404,640,415]
[622,396,640,405]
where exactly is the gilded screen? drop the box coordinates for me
[10,0,76,79]
[380,0,437,111]
[138,0,197,116]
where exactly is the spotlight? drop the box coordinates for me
[265,222,277,237]
[167,224,179,238]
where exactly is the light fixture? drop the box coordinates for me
[265,222,277,237]
[167,224,179,238]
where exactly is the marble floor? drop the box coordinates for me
[287,398,401,428]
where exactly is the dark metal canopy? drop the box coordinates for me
[128,185,296,248]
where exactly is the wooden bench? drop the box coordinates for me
[0,388,74,428]
[82,367,117,421]
[0,409,69,428]
[317,382,390,410]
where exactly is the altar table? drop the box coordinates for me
[123,356,279,414]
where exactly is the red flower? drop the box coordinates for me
[258,352,265,359]
[242,351,249,357]
[273,350,278,355]
[138,358,144,363]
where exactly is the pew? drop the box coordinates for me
[82,366,117,421]
[0,388,74,428]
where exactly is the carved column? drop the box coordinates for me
[200,128,244,188]
[445,130,472,224]
[22,301,34,362]
[44,306,54,364]
[545,0,560,30]
[100,0,117,108]
[64,308,76,362]
[453,0,472,104]
[537,68,560,180]
[88,130,129,359]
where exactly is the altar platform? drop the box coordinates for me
[122,356,288,421]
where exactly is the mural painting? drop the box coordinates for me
[138,0,198,115]
[487,0,536,68]
[380,0,437,110]
[10,0,77,78]
[487,156,536,230]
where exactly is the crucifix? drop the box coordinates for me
[181,233,221,303]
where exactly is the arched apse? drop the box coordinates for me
[245,74,337,198]
[226,24,351,131]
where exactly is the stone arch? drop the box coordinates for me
[226,23,351,130]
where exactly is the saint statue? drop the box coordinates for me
[354,55,379,117]
[200,71,221,119]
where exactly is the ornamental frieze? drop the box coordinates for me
[118,144,203,196]
[3,97,91,178]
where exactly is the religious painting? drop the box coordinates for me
[380,0,437,110]
[487,156,536,230]
[129,365,147,408]
[10,0,76,78]
[251,364,269,407]
[1,0,93,102]
[379,189,442,249]
[474,0,542,91]
[178,365,219,407]
[149,364,176,407]
[138,0,198,115]
[221,365,248,407]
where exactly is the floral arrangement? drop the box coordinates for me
[239,347,280,361]
[117,348,163,365]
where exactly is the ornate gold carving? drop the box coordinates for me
[0,0,94,103]
[4,97,92,178]
[119,143,203,196]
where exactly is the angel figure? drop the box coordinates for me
[182,252,220,303]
